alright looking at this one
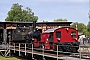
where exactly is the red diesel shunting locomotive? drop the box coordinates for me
[29,27,80,52]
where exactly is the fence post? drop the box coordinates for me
[14,43,15,53]
[32,43,34,59]
[89,44,90,59]
[79,45,81,60]
[57,45,58,60]
[43,44,45,60]
[25,43,26,56]
[9,43,11,57]
[19,43,20,56]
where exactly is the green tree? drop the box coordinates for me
[54,18,67,22]
[5,3,38,22]
[87,21,90,36]
[70,22,87,35]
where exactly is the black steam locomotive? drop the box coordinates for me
[11,26,33,43]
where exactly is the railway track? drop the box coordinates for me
[0,44,89,59]
[10,45,90,60]
[0,44,89,60]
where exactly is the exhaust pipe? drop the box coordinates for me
[33,21,36,30]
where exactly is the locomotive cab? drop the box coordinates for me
[42,27,80,52]
[54,27,79,52]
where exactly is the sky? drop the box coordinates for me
[0,0,89,25]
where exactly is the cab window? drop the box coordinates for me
[56,32,61,38]
[71,32,76,38]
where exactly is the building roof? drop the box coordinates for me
[0,21,72,25]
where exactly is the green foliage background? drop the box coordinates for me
[53,18,90,36]
[5,3,90,37]
[5,3,38,22]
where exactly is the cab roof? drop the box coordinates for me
[43,27,77,33]
[44,28,59,33]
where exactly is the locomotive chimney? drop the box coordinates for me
[33,21,36,31]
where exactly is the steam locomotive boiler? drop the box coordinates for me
[28,27,80,52]
[11,26,33,43]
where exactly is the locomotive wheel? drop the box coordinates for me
[58,46,63,51]
[72,47,79,53]
[72,44,79,53]
[67,46,72,52]
[62,45,72,52]
[62,46,67,52]
[72,48,77,53]
[27,43,32,49]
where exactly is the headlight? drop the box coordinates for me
[46,38,48,41]
[75,38,77,40]
[57,38,60,40]
[32,38,34,40]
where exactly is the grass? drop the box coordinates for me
[0,56,26,60]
